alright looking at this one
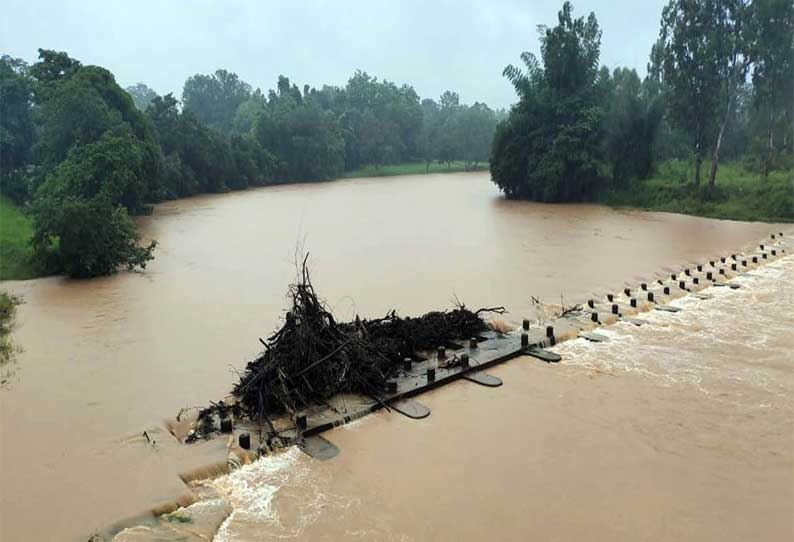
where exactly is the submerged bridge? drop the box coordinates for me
[240,231,792,460]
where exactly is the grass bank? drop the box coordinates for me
[602,161,794,223]
[0,197,38,280]
[0,290,19,365]
[342,161,488,179]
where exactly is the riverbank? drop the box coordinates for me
[0,290,18,366]
[0,197,37,280]
[601,161,794,223]
[343,161,488,178]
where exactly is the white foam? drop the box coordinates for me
[557,256,794,406]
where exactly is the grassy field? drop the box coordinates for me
[342,161,488,178]
[0,197,38,280]
[602,160,794,223]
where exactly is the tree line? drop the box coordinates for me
[491,0,793,203]
[0,52,500,277]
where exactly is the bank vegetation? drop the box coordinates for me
[490,1,793,222]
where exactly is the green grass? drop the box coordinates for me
[602,160,794,223]
[342,161,488,179]
[0,290,18,364]
[0,196,38,280]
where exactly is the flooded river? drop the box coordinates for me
[1,172,791,541]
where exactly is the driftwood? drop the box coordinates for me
[187,256,504,442]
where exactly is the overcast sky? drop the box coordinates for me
[1,0,667,109]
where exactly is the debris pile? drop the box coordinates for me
[188,257,504,441]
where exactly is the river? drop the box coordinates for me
[0,172,791,541]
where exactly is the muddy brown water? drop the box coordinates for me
[0,172,791,541]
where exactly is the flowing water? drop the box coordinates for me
[0,172,791,541]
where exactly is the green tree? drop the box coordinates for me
[658,0,727,186]
[32,195,156,278]
[28,48,81,102]
[451,103,497,170]
[182,69,252,134]
[0,55,35,203]
[705,0,751,193]
[36,125,150,211]
[126,82,159,111]
[746,0,794,177]
[419,98,440,172]
[253,78,344,181]
[35,61,162,199]
[601,68,664,185]
[492,2,604,201]
[434,91,461,168]
[232,90,267,135]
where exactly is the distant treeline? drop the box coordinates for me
[491,0,793,205]
[0,52,501,277]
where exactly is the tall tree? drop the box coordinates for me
[602,68,664,185]
[126,82,159,111]
[747,0,794,177]
[0,56,35,202]
[706,0,751,192]
[492,2,604,201]
[659,0,727,186]
[182,69,252,133]
[28,48,81,102]
[419,98,439,172]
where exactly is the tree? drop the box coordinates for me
[452,103,497,170]
[747,0,794,177]
[434,91,461,168]
[658,0,727,186]
[601,68,664,185]
[254,84,344,181]
[334,71,423,169]
[705,0,751,193]
[182,69,252,133]
[126,82,158,111]
[232,90,267,135]
[0,56,35,202]
[35,62,162,197]
[28,48,81,102]
[492,2,604,201]
[35,125,150,211]
[30,109,159,277]
[37,70,118,167]
[31,195,156,278]
[419,98,440,172]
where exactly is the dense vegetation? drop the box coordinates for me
[491,1,793,216]
[0,196,36,279]
[0,290,17,367]
[1,54,500,278]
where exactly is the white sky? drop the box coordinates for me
[1,0,668,109]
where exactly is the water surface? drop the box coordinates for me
[1,172,789,541]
